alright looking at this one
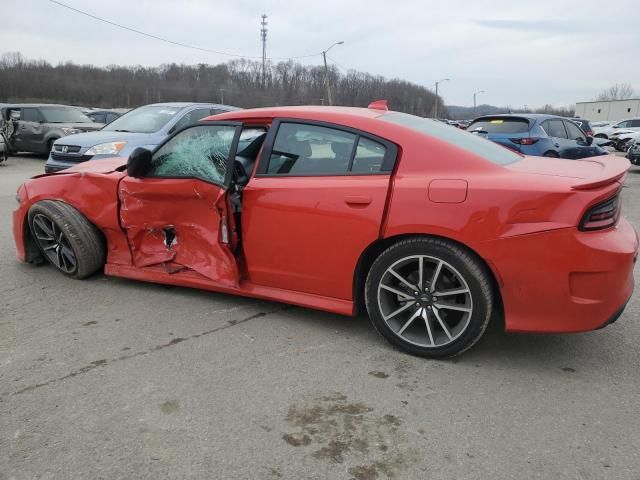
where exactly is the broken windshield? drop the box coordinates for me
[149,125,237,185]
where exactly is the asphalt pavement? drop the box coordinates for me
[1,154,639,480]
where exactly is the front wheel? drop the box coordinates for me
[28,200,106,279]
[615,140,629,152]
[46,138,58,156]
[365,238,494,358]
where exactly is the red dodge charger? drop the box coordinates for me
[12,102,638,357]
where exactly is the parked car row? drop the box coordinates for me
[45,102,239,172]
[0,102,239,170]
[2,101,628,168]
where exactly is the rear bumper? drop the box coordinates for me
[488,218,638,333]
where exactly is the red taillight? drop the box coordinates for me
[510,137,540,145]
[579,195,621,231]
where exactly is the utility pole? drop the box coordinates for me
[260,14,268,89]
[433,78,450,119]
[473,90,485,116]
[322,51,331,106]
[219,88,225,104]
[321,41,344,106]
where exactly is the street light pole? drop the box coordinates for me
[434,78,450,119]
[473,90,485,116]
[322,41,344,106]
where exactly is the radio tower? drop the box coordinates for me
[260,14,268,89]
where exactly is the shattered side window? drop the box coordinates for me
[149,125,237,186]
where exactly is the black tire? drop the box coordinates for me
[28,200,106,279]
[594,134,607,139]
[365,237,494,358]
[615,140,628,152]
[46,138,58,156]
[543,151,559,158]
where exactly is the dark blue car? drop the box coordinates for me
[467,114,608,159]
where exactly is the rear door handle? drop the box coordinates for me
[344,195,372,206]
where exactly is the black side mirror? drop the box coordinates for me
[127,147,152,178]
[586,136,593,145]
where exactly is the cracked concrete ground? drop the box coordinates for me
[1,154,639,480]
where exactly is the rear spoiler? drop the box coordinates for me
[571,156,630,190]
[473,115,533,127]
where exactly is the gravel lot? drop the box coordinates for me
[1,154,639,480]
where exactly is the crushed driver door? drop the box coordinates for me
[118,123,242,286]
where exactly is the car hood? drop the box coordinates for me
[35,157,127,178]
[507,155,630,189]
[610,130,635,137]
[55,130,158,147]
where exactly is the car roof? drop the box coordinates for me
[472,113,579,123]
[138,102,240,110]
[209,105,386,122]
[3,103,73,108]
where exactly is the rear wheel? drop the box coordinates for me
[365,237,494,358]
[28,200,105,279]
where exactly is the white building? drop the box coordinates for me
[575,99,640,122]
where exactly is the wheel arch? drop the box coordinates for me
[353,233,503,319]
[23,198,108,263]
[45,136,60,153]
[22,211,44,264]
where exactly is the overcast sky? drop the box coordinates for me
[2,0,639,107]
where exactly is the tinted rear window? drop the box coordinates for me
[467,118,530,134]
[382,112,522,166]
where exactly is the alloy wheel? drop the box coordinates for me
[31,213,78,274]
[377,255,473,348]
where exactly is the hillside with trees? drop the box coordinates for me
[447,103,575,120]
[0,52,446,117]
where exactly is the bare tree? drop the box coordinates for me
[596,83,635,101]
[0,52,443,117]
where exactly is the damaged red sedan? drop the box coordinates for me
[12,103,638,357]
